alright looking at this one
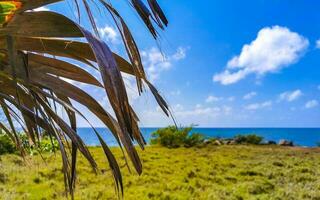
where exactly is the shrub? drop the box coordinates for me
[0,134,16,155]
[150,126,188,148]
[233,134,263,145]
[184,133,205,147]
[151,126,204,148]
[19,134,59,155]
[39,138,59,153]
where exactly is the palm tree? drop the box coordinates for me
[0,0,170,197]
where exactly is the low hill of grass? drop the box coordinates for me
[1,145,320,199]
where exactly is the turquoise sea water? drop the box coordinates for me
[78,128,320,147]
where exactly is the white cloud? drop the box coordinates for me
[98,26,118,43]
[173,104,231,118]
[213,70,248,85]
[172,47,187,60]
[205,95,222,103]
[279,89,302,102]
[140,103,228,127]
[214,26,309,85]
[121,73,140,103]
[243,92,257,100]
[172,104,184,111]
[222,105,233,115]
[186,107,220,116]
[305,100,318,109]
[142,47,188,82]
[245,101,272,110]
[316,39,320,49]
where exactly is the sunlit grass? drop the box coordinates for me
[1,145,320,199]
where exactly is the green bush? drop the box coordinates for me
[233,134,263,145]
[151,126,204,148]
[38,138,59,153]
[19,134,59,155]
[0,134,16,155]
[184,133,205,147]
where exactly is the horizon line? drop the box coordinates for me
[76,126,320,129]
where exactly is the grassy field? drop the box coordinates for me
[1,145,320,200]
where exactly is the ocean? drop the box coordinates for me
[78,127,320,147]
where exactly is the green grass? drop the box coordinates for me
[1,145,320,199]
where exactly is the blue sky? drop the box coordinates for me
[44,0,320,127]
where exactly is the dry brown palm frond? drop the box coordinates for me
[0,0,171,198]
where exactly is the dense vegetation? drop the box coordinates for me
[233,134,264,145]
[0,134,16,155]
[150,126,205,148]
[0,133,58,156]
[1,145,320,199]
[19,134,59,155]
[150,126,266,148]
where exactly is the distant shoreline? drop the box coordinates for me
[77,127,320,147]
[77,127,320,129]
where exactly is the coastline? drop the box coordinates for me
[77,127,320,147]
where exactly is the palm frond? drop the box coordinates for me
[0,0,170,197]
